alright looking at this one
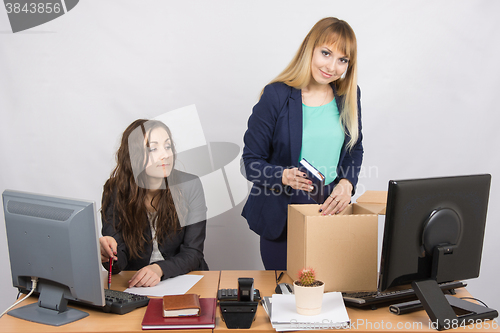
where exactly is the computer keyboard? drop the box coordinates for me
[101,289,150,314]
[342,281,466,308]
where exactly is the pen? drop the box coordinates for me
[277,271,284,283]
[108,258,113,290]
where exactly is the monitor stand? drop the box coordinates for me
[8,284,89,326]
[412,279,498,331]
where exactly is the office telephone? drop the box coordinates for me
[218,278,259,329]
[217,288,261,301]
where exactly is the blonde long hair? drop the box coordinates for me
[270,17,359,149]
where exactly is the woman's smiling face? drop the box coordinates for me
[310,44,349,85]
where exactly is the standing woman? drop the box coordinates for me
[241,17,363,270]
[100,119,208,287]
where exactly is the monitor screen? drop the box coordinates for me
[2,190,105,326]
[378,174,491,291]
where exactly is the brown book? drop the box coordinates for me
[162,294,201,317]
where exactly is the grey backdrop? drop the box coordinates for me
[1,0,499,316]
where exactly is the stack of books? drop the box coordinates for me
[141,294,216,330]
[262,292,350,331]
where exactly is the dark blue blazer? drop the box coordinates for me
[241,82,363,240]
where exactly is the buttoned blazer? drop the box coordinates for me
[241,82,364,240]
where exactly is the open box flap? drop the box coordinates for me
[355,191,387,214]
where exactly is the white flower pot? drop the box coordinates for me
[293,280,325,316]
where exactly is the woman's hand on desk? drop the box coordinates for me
[99,236,118,262]
[128,264,163,287]
[282,168,313,191]
[320,179,353,215]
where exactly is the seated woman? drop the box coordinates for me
[100,119,208,287]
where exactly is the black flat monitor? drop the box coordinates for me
[378,174,498,330]
[2,190,105,326]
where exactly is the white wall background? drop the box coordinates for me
[1,0,499,315]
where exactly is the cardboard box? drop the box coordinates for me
[287,191,387,293]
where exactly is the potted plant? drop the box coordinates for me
[293,267,325,315]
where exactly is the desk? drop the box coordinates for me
[0,270,220,333]
[1,270,498,333]
[258,272,500,333]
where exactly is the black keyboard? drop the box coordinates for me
[342,281,466,308]
[101,289,149,314]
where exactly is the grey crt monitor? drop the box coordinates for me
[2,190,105,326]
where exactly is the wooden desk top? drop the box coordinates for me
[2,270,498,333]
[0,270,220,333]
[273,271,500,332]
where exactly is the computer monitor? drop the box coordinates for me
[2,189,105,326]
[378,174,498,330]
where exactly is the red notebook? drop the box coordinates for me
[142,298,216,330]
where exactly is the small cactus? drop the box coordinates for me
[298,267,316,286]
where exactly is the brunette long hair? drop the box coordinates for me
[269,17,359,149]
[101,119,182,259]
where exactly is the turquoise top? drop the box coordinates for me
[299,99,344,185]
